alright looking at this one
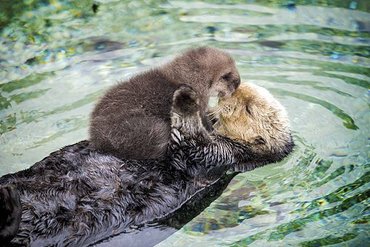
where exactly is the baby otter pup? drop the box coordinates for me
[210,83,294,171]
[90,46,240,160]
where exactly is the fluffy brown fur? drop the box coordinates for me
[211,83,293,171]
[89,46,240,160]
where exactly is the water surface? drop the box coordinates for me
[0,0,369,246]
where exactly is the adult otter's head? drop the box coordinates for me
[212,83,294,170]
[162,46,240,98]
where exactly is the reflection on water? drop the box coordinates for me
[0,0,369,246]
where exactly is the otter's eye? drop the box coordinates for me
[245,105,252,115]
[221,72,232,81]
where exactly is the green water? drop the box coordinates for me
[0,0,369,246]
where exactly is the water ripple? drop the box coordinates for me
[0,1,369,246]
[178,6,370,32]
[270,88,359,130]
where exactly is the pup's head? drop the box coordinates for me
[165,47,240,97]
[212,83,294,169]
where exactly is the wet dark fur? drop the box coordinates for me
[89,46,240,160]
[0,185,21,243]
[0,87,293,246]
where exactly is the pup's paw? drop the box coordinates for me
[172,85,200,117]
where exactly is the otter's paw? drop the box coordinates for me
[0,185,22,243]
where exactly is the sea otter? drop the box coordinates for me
[0,83,293,246]
[89,46,240,160]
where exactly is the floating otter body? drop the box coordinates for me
[0,84,293,246]
[89,46,240,160]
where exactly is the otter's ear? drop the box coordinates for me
[170,85,211,142]
[172,85,200,117]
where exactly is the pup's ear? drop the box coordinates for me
[172,85,200,116]
[170,85,211,142]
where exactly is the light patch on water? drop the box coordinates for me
[0,0,369,246]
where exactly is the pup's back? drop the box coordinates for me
[90,69,179,159]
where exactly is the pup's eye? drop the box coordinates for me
[221,72,232,81]
[245,105,252,115]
